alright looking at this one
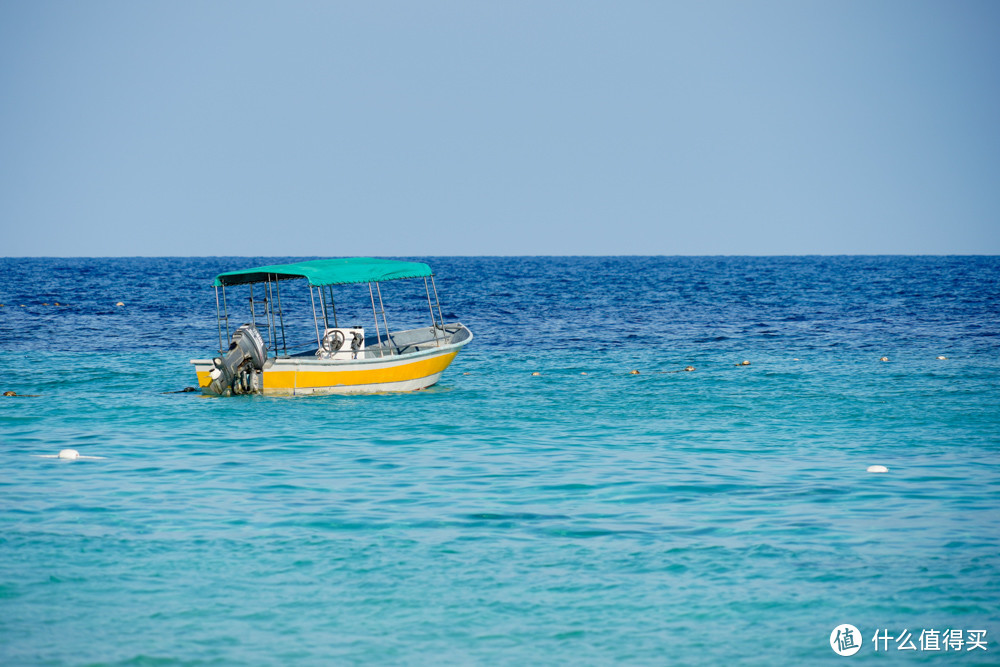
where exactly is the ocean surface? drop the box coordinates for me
[1,256,998,665]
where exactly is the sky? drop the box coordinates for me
[1,1,998,256]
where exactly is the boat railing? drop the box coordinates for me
[273,324,463,360]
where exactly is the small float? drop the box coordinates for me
[191,258,472,396]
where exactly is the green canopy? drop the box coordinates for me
[213,258,433,287]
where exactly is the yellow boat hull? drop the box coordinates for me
[192,346,461,396]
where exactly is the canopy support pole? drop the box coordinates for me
[265,278,276,355]
[214,286,224,352]
[431,273,445,350]
[368,282,384,357]
[249,284,256,325]
[431,275,445,342]
[375,282,392,354]
[424,277,440,347]
[273,275,288,357]
[221,286,231,342]
[309,285,321,349]
[318,285,330,331]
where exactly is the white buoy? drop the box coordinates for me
[867,465,889,473]
[34,449,106,461]
[936,355,947,360]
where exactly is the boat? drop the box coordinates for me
[190,258,472,395]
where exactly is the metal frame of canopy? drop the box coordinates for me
[211,259,448,358]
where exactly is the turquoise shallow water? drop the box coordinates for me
[1,256,999,664]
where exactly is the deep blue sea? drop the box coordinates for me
[1,256,998,665]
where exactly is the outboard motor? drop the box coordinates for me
[207,324,267,395]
